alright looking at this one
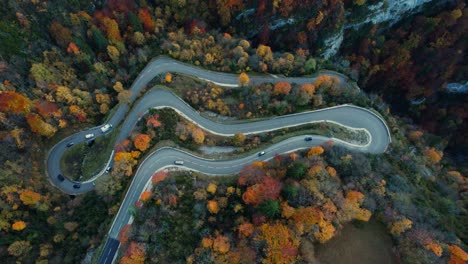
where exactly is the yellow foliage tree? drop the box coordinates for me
[118,90,133,104]
[389,218,413,236]
[206,183,217,194]
[238,72,249,86]
[107,45,120,62]
[191,127,205,144]
[7,240,31,257]
[165,72,172,83]
[19,190,41,205]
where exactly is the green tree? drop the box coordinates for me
[281,184,298,200]
[287,162,307,179]
[258,199,280,219]
[305,58,317,73]
[128,11,143,32]
[91,28,108,51]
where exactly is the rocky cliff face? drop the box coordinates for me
[321,0,438,58]
[347,0,435,29]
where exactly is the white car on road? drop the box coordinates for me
[101,124,113,133]
[85,133,94,139]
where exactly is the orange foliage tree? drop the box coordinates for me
[273,82,292,95]
[300,83,316,95]
[113,151,137,176]
[26,113,57,138]
[291,207,323,234]
[69,105,87,122]
[66,42,80,55]
[207,200,220,214]
[140,191,151,202]
[201,237,213,248]
[448,245,468,264]
[212,235,230,254]
[19,190,41,205]
[120,242,146,264]
[164,73,172,83]
[133,134,151,151]
[425,147,443,164]
[256,223,299,263]
[238,222,254,238]
[12,221,27,231]
[0,91,31,114]
[424,241,443,257]
[307,146,324,157]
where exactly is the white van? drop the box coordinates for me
[85,133,94,139]
[101,124,113,133]
[174,160,184,165]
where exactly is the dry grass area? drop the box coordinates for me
[315,220,397,264]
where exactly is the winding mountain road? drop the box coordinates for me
[45,56,391,264]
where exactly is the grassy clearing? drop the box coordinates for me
[60,129,118,181]
[315,220,396,264]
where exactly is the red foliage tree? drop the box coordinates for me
[152,171,167,185]
[35,100,60,118]
[118,224,131,244]
[120,242,145,264]
[238,164,266,186]
[138,9,154,32]
[0,91,31,114]
[242,176,282,206]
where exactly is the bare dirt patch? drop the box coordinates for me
[315,220,397,264]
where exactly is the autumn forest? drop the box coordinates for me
[0,0,466,264]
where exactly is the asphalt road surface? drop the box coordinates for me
[45,56,391,264]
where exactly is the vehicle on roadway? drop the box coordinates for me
[105,166,112,173]
[174,160,184,165]
[258,151,266,156]
[57,174,65,182]
[101,124,113,133]
[305,137,313,141]
[85,133,94,139]
[66,142,74,147]
[73,183,81,189]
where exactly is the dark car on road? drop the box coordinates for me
[258,151,266,156]
[305,137,313,141]
[73,184,81,189]
[66,142,74,147]
[57,174,65,182]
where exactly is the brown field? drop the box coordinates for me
[315,220,397,264]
